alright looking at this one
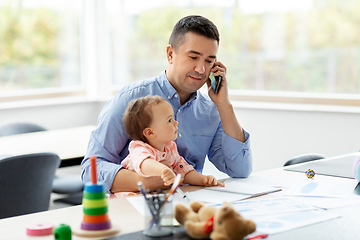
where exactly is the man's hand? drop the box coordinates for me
[206,61,245,143]
[206,61,229,106]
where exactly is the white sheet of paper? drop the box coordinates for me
[228,197,318,217]
[284,177,358,198]
[205,178,282,196]
[286,193,360,209]
[127,192,190,216]
[185,189,250,204]
[251,210,340,234]
[127,195,146,215]
[223,175,302,188]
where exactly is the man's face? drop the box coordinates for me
[167,32,218,98]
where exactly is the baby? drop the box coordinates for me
[122,95,224,187]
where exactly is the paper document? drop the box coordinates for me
[229,174,302,188]
[185,178,282,204]
[228,197,318,217]
[287,193,360,209]
[127,192,190,216]
[186,189,250,204]
[206,178,282,196]
[284,178,358,198]
[252,210,340,234]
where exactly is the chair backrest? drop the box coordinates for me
[283,153,327,167]
[0,152,61,219]
[0,122,47,137]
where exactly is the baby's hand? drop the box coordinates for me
[204,175,225,187]
[160,167,176,186]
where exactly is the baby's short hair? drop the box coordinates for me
[123,95,166,143]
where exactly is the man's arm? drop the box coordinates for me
[82,90,171,193]
[205,61,252,177]
[207,61,245,142]
[110,168,168,192]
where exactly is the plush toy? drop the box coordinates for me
[175,201,256,240]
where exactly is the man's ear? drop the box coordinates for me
[143,127,155,139]
[166,45,174,64]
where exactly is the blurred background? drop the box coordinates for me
[1,0,359,175]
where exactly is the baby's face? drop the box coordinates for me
[149,101,178,143]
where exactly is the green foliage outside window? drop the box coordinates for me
[0,1,80,92]
[124,1,360,94]
[0,3,60,90]
[1,0,360,95]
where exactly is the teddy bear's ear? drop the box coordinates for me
[174,203,201,225]
[190,201,204,213]
[217,202,236,220]
[174,203,192,225]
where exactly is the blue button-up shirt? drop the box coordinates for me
[81,71,252,193]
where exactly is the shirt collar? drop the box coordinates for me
[157,70,198,104]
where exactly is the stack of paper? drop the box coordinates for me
[186,178,281,204]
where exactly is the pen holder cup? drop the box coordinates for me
[143,193,173,237]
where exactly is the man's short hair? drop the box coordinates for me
[169,15,220,51]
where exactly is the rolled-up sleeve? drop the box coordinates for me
[172,156,195,176]
[81,91,132,193]
[208,125,253,178]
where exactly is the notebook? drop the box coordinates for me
[205,178,282,196]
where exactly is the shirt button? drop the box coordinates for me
[178,109,180,113]
[179,133,182,137]
[180,165,183,168]
[174,94,178,98]
[162,154,165,157]
[168,96,171,99]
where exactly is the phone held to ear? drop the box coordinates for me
[209,72,222,94]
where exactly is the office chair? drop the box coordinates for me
[0,122,47,136]
[283,153,327,167]
[0,152,61,219]
[0,121,84,206]
[52,175,84,205]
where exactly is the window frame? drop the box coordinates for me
[1,0,360,109]
[229,90,360,107]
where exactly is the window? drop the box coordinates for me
[0,0,82,96]
[106,0,360,105]
[1,0,360,105]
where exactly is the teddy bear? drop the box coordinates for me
[175,201,256,240]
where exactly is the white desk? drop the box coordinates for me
[0,163,359,240]
[0,125,95,161]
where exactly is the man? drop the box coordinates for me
[81,15,252,193]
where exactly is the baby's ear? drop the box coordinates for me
[143,127,155,138]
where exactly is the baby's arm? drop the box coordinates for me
[182,170,225,187]
[140,158,176,186]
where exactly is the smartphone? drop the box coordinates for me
[209,72,222,94]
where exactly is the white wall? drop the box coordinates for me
[1,100,359,175]
[236,103,360,172]
[0,99,104,130]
